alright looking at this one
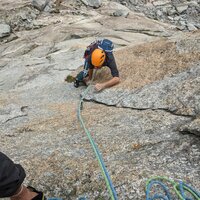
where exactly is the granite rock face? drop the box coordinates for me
[84,34,200,118]
[112,0,200,31]
[80,0,102,8]
[120,64,200,116]
[0,24,11,38]
[179,118,200,136]
[0,0,200,199]
[0,6,39,31]
[32,0,51,11]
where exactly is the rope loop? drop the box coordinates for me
[146,177,200,200]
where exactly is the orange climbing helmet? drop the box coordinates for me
[91,48,106,68]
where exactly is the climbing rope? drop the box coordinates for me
[76,71,199,200]
[77,73,118,200]
[146,176,200,200]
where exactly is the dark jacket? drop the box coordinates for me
[0,152,26,197]
[83,40,119,77]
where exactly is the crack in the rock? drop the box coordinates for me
[2,114,28,124]
[114,28,169,37]
[83,98,193,118]
[53,68,76,71]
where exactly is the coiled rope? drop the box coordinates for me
[146,176,200,200]
[77,77,118,200]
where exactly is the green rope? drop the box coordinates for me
[77,75,118,200]
[146,176,200,200]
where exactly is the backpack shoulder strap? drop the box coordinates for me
[84,41,98,58]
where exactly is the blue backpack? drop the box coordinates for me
[83,39,114,58]
[98,39,114,52]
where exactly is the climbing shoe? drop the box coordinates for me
[74,71,88,88]
[74,79,80,88]
[74,79,87,88]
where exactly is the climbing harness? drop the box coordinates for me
[146,176,200,200]
[77,71,118,200]
[74,39,114,88]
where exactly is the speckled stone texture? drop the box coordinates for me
[0,0,200,199]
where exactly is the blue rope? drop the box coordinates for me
[146,177,200,200]
[92,136,118,199]
[77,84,118,200]
[177,181,200,200]
[146,180,171,200]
